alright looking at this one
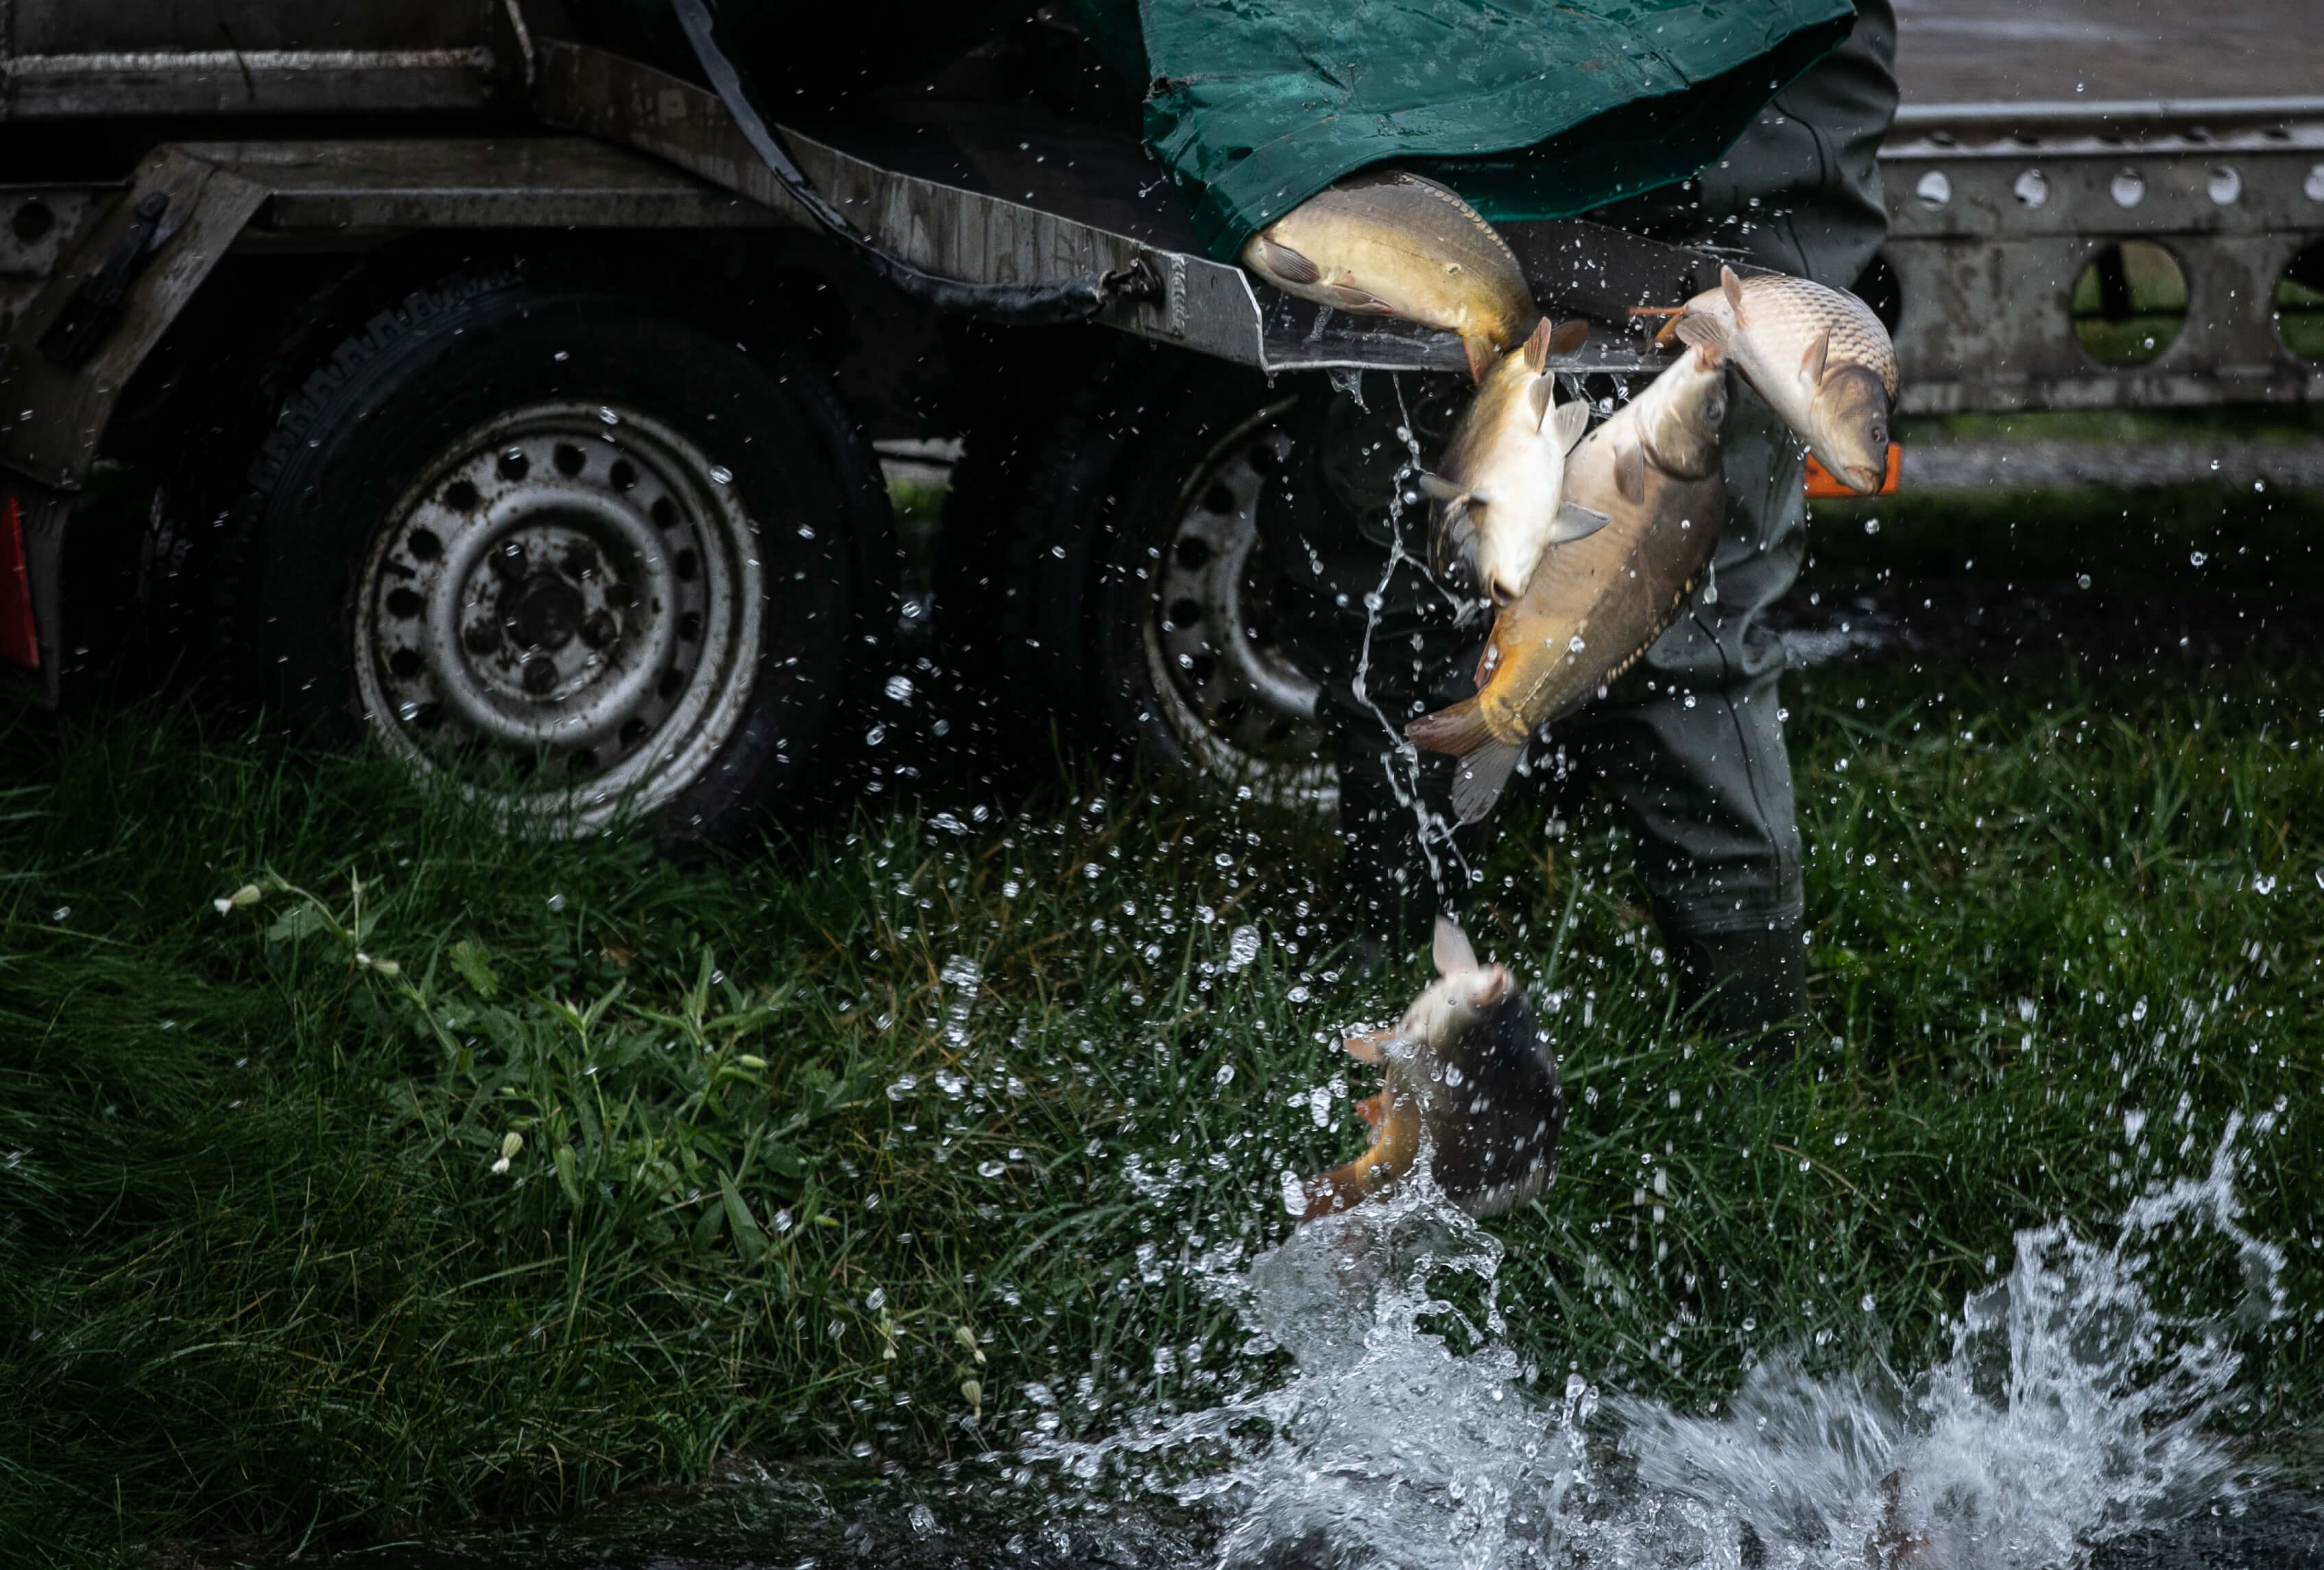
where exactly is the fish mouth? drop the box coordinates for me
[1843,463,1883,494]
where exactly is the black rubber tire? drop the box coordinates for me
[944,339,1296,783]
[213,265,896,846]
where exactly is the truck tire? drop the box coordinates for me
[212,266,896,846]
[959,345,1334,807]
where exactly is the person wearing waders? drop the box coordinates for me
[659,0,1894,1059]
[1234,6,1900,1061]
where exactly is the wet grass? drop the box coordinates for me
[3,643,2321,1564]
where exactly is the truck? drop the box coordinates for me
[4,3,2320,842]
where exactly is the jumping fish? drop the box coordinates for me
[1421,316,1600,606]
[1241,169,1540,383]
[1406,322,1732,821]
[1301,918,1563,1222]
[1641,264,1895,494]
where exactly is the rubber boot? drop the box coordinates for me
[1665,920,1807,1073]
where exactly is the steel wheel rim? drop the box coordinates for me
[1140,406,1336,809]
[354,401,763,831]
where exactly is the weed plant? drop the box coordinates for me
[1,643,2319,1563]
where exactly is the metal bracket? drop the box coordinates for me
[0,148,265,490]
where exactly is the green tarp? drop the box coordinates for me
[1074,0,1857,260]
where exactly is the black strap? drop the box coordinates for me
[671,0,1149,325]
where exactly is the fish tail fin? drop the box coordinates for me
[1406,697,1494,757]
[1461,329,1499,385]
[1449,741,1523,823]
[1673,311,1729,362]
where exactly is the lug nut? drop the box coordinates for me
[464,620,501,654]
[521,658,559,695]
[579,610,616,648]
[492,540,528,581]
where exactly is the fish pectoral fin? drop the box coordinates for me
[1433,914,1480,977]
[1415,471,1468,505]
[1463,331,1499,385]
[1548,318,1590,356]
[1616,439,1647,503]
[1249,235,1321,285]
[1528,374,1555,430]
[1799,327,1831,388]
[1325,284,1394,313]
[1521,316,1556,373]
[1673,311,1728,360]
[1721,263,1746,320]
[1553,501,1612,542]
[1550,399,1590,453]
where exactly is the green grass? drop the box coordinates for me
[3,647,2321,1562]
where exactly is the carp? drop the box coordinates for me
[1421,315,1600,606]
[1301,918,1563,1222]
[1406,323,1732,821]
[1241,169,1540,383]
[1642,264,1895,494]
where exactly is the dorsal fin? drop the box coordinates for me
[1521,316,1555,373]
[1799,328,1830,386]
[1550,399,1589,453]
[1720,263,1745,320]
[1615,440,1646,504]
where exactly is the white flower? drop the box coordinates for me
[213,884,262,915]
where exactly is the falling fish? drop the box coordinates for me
[1241,169,1540,383]
[1406,324,1732,821]
[1421,315,1601,606]
[1639,264,1895,494]
[1301,918,1563,1222]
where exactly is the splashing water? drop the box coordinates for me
[1022,1122,2282,1570]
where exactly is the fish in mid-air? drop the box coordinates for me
[1420,315,1601,606]
[1640,264,1895,493]
[1300,918,1563,1222]
[1406,318,1732,821]
[1241,169,1540,383]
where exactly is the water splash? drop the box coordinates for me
[1021,1123,2281,1570]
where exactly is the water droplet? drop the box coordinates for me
[865,1287,887,1310]
[1002,880,1020,899]
[708,465,732,485]
[887,1075,918,1101]
[977,1158,1006,1178]
[1215,1062,1236,1085]
[908,1503,938,1538]
[884,674,914,703]
[2190,550,2208,567]
[1286,984,1311,1003]
[546,893,566,912]
[1227,925,1261,971]
[597,406,619,424]
[2019,998,2037,1023]
[48,906,69,923]
[2255,875,2277,895]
